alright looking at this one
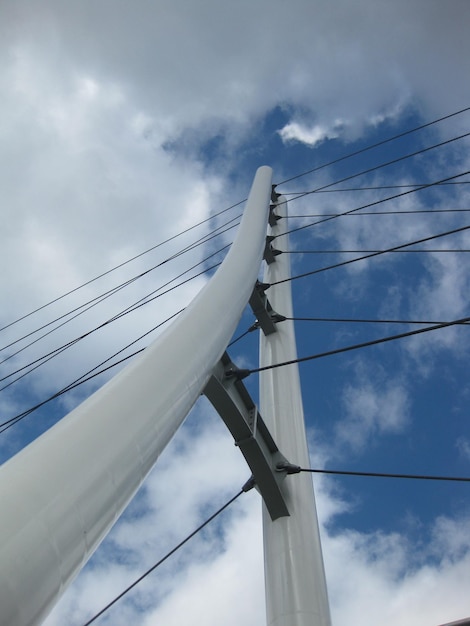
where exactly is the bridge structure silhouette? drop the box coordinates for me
[0,167,331,626]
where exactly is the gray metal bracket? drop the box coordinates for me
[263,236,282,264]
[269,204,282,227]
[271,184,281,203]
[249,281,286,336]
[269,185,282,226]
[203,352,290,520]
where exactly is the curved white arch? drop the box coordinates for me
[0,166,272,626]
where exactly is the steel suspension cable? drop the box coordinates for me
[223,314,470,353]
[274,170,470,240]
[300,468,470,483]
[277,463,470,483]
[285,208,470,218]
[286,249,470,254]
[245,315,470,376]
[0,200,244,336]
[277,106,470,186]
[0,214,239,357]
[285,316,470,326]
[0,234,229,386]
[269,224,470,286]
[282,181,470,195]
[281,131,470,206]
[0,350,143,433]
[0,256,227,434]
[0,308,186,433]
[0,252,224,392]
[81,484,251,626]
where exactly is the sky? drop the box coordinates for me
[1,1,470,624]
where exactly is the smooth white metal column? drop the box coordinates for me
[260,196,331,626]
[0,167,272,626]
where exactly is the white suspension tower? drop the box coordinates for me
[0,167,330,625]
[260,193,331,625]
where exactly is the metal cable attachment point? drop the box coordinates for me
[242,476,256,492]
[276,461,302,474]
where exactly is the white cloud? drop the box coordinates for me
[324,516,470,626]
[405,232,470,359]
[456,437,470,461]
[335,362,410,452]
[0,51,227,427]
[278,100,409,148]
[279,120,343,147]
[3,0,470,146]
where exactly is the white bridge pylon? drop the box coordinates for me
[261,194,331,626]
[0,166,330,626]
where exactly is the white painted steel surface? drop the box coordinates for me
[260,196,331,626]
[0,166,272,626]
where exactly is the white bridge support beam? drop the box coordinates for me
[260,195,331,626]
[0,167,273,626]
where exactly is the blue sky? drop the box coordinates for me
[1,2,470,625]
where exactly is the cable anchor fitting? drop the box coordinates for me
[224,365,250,381]
[271,185,281,203]
[255,280,271,293]
[263,236,283,265]
[269,204,282,227]
[249,281,283,336]
[242,476,256,492]
[271,313,287,324]
[276,461,302,475]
